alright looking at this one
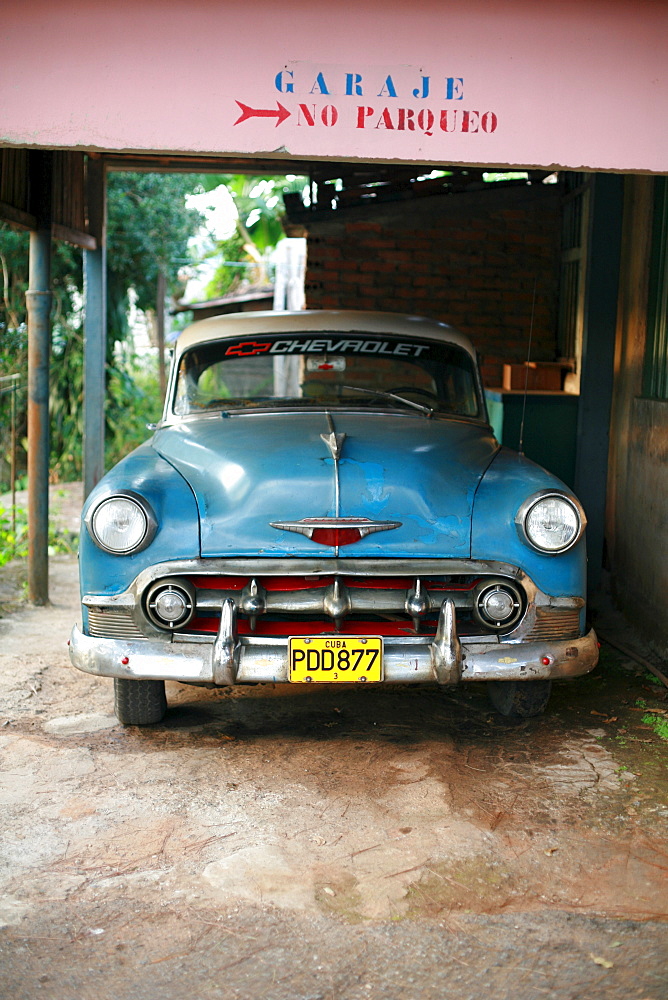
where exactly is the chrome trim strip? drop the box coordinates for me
[83,593,136,609]
[127,556,533,585]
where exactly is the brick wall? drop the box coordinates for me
[303,183,562,386]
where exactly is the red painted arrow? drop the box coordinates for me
[234,101,291,127]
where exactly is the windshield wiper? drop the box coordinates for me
[341,385,434,417]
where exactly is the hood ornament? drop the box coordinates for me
[320,430,346,461]
[320,412,346,461]
[270,517,402,547]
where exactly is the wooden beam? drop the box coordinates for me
[0,198,36,230]
[51,222,96,251]
[100,152,319,175]
[0,206,97,248]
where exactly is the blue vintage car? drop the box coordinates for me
[70,310,598,724]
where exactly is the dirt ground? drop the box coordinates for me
[0,539,667,999]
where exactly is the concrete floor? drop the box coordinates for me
[0,556,666,1000]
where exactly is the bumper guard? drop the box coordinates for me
[70,598,599,686]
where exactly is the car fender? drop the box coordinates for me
[79,443,200,598]
[471,448,587,600]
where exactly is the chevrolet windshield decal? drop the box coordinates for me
[224,336,431,358]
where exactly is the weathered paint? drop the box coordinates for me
[0,0,667,172]
[471,448,587,600]
[81,410,585,604]
[26,229,52,606]
[82,158,107,499]
[79,444,201,598]
[151,411,499,558]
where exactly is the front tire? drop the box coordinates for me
[114,678,167,725]
[487,679,552,718]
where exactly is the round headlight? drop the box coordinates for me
[89,494,155,554]
[517,492,585,554]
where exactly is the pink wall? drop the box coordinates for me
[1,0,667,172]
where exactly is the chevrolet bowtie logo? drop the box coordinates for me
[270,517,401,547]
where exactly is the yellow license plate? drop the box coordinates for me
[289,635,384,683]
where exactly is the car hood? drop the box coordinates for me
[152,411,498,558]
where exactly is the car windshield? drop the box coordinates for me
[173,331,481,418]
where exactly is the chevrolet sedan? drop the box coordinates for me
[70,311,598,724]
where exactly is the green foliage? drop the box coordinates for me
[483,171,530,183]
[0,226,29,337]
[200,174,306,299]
[200,173,293,246]
[0,173,203,488]
[106,172,204,335]
[0,505,77,566]
[0,170,301,491]
[49,328,84,483]
[0,506,25,565]
[642,713,668,741]
[0,226,83,343]
[204,231,247,299]
[105,358,163,469]
[102,171,199,466]
[0,224,85,488]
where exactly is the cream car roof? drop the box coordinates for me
[174,310,477,359]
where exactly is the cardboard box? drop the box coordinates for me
[502,362,565,392]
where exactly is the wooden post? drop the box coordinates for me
[573,174,624,593]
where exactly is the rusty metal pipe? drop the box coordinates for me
[83,157,107,499]
[26,228,53,605]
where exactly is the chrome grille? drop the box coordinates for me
[193,575,477,626]
[166,573,526,638]
[87,608,146,640]
[527,608,581,641]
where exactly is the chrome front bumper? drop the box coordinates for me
[70,598,599,686]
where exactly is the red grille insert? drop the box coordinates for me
[186,575,481,593]
[189,576,248,591]
[187,617,431,637]
[310,527,363,547]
